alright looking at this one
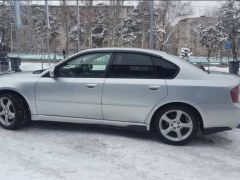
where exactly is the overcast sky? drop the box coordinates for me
[30,0,223,17]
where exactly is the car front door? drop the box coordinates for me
[102,53,169,123]
[35,52,112,119]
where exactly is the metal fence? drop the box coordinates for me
[8,53,64,62]
[190,56,234,64]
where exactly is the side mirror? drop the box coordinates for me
[49,68,55,77]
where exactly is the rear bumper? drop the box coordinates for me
[199,103,240,130]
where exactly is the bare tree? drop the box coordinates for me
[61,0,70,56]
[91,10,108,47]
[156,1,193,50]
[110,0,124,46]
[0,1,14,49]
[32,7,60,53]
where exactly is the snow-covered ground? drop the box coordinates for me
[20,62,55,71]
[0,62,238,180]
[0,122,240,180]
[207,66,229,73]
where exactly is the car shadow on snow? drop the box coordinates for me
[25,121,153,140]
[21,121,235,146]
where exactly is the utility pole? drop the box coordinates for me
[62,0,69,57]
[45,0,51,65]
[14,0,22,57]
[76,0,80,52]
[10,23,13,53]
[149,0,154,49]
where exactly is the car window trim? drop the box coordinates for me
[151,55,180,79]
[43,52,113,78]
[106,52,178,79]
[106,52,156,79]
[103,52,116,78]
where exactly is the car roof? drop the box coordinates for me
[79,47,166,57]
[79,48,199,67]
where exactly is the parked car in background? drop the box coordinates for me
[0,48,240,145]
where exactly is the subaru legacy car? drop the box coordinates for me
[0,48,240,145]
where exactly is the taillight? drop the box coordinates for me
[230,85,239,103]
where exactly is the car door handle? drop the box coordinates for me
[148,85,161,90]
[86,84,99,88]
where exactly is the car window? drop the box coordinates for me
[108,53,155,78]
[55,53,112,78]
[152,57,179,79]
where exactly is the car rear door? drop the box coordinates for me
[102,52,168,123]
[35,52,112,119]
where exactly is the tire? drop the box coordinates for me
[0,93,30,130]
[153,105,198,145]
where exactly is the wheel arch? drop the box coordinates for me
[0,89,31,116]
[149,102,204,132]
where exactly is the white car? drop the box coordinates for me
[0,48,240,145]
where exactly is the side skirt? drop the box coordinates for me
[32,115,150,131]
[202,127,232,135]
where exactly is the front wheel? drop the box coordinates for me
[153,106,198,145]
[0,94,30,130]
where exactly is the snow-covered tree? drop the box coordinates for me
[116,10,141,46]
[68,25,86,44]
[117,1,190,49]
[135,1,162,48]
[117,1,164,48]
[192,25,228,59]
[180,47,192,61]
[216,0,240,61]
[68,7,86,47]
[92,10,109,47]
[151,23,166,50]
[32,7,61,48]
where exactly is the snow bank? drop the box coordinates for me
[207,66,229,73]
[20,62,54,71]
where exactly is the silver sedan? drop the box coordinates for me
[0,48,240,145]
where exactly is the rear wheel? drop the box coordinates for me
[0,94,30,130]
[153,105,198,145]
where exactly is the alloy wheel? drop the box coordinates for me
[159,110,193,142]
[0,97,16,126]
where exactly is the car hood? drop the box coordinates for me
[0,71,40,91]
